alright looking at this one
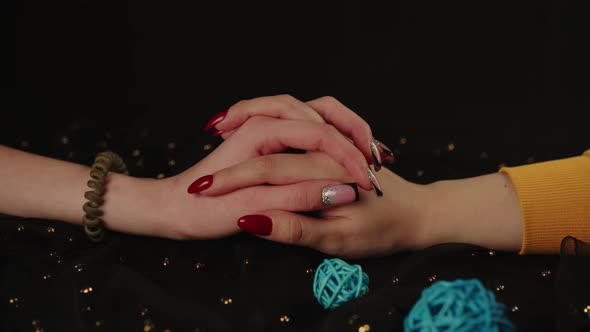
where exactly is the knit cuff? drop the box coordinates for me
[500,151,590,254]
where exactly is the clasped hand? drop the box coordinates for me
[150,95,435,258]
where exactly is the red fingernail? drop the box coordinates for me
[380,150,395,165]
[204,110,228,131]
[237,215,272,236]
[187,175,213,194]
[212,129,224,137]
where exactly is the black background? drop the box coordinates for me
[3,1,590,331]
[5,1,589,166]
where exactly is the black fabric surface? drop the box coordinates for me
[3,1,590,331]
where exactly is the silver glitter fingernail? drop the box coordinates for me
[367,168,383,197]
[321,183,359,206]
[370,139,382,172]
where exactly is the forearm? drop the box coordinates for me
[0,145,164,236]
[0,145,90,223]
[428,173,523,252]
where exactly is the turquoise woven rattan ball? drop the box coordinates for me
[404,278,515,332]
[313,258,369,309]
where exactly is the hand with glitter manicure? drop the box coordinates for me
[203,94,395,173]
[187,149,432,258]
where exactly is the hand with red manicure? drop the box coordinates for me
[204,95,394,178]
[161,112,387,240]
[132,95,389,242]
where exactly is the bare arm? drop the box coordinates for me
[0,145,164,235]
[426,173,523,251]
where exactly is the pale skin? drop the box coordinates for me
[0,95,523,258]
[194,150,523,257]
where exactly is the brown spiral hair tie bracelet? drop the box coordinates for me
[82,151,128,242]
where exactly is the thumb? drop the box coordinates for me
[236,210,342,251]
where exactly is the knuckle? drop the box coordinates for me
[322,123,340,138]
[229,99,246,113]
[319,95,338,105]
[315,95,340,109]
[278,94,296,104]
[291,188,316,210]
[311,125,338,152]
[240,115,266,130]
[252,156,275,177]
[216,167,234,186]
[359,122,371,136]
[277,94,299,112]
[286,217,303,244]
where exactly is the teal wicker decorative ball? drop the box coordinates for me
[313,258,369,309]
[404,278,515,332]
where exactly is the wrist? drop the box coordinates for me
[101,173,166,238]
[404,182,440,250]
[423,180,457,246]
[154,168,211,240]
[380,169,439,251]
[425,173,523,251]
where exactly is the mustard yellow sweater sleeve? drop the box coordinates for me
[499,150,590,254]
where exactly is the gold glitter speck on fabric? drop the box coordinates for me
[80,287,93,294]
[358,324,371,332]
